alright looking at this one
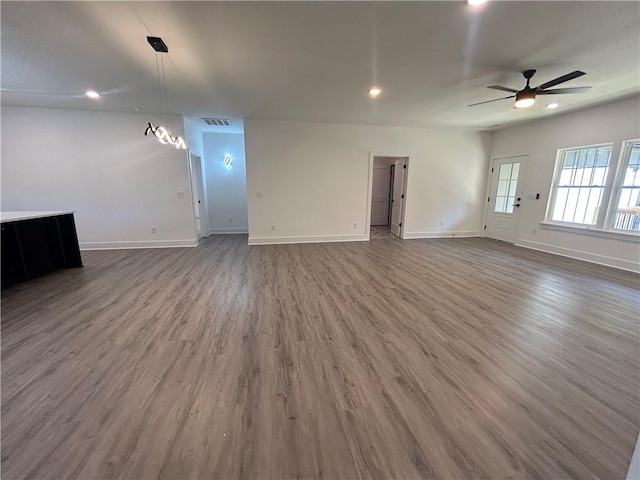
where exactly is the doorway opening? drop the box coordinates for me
[368,156,408,239]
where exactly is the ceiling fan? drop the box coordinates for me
[469,69,591,108]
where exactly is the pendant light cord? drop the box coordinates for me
[161,53,168,114]
[154,52,169,116]
[155,52,162,112]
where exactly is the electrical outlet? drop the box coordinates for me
[271,225,275,231]
[532,228,537,235]
[353,223,357,229]
[228,217,233,223]
[256,192,263,198]
[151,227,156,234]
[440,221,444,227]
[177,191,185,198]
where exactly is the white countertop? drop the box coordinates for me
[1,211,75,223]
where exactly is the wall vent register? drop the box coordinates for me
[202,118,232,126]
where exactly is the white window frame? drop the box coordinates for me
[544,142,615,229]
[605,139,640,231]
[543,140,640,239]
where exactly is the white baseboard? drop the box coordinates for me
[248,233,369,245]
[404,230,480,239]
[206,227,248,235]
[80,239,197,250]
[516,239,640,273]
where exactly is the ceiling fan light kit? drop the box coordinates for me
[469,69,591,109]
[514,89,535,109]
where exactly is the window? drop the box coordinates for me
[545,140,640,234]
[612,141,640,231]
[493,162,519,214]
[547,144,612,226]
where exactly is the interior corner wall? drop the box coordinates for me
[244,119,491,244]
[202,132,248,234]
[183,116,204,158]
[183,117,209,236]
[489,96,640,272]
[1,106,197,249]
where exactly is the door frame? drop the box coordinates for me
[482,154,528,242]
[188,149,208,239]
[366,152,410,239]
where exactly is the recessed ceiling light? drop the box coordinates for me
[368,87,382,97]
[546,102,559,109]
[85,90,100,99]
[468,0,487,5]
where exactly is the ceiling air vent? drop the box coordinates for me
[202,118,232,126]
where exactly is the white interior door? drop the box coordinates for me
[390,159,406,237]
[370,165,391,226]
[485,156,525,243]
[189,153,206,239]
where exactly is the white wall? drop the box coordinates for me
[244,119,491,244]
[202,132,248,234]
[490,96,640,271]
[1,106,197,249]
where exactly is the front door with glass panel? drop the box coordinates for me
[485,156,526,243]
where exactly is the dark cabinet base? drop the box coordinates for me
[1,213,83,289]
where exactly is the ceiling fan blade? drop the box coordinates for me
[535,71,586,90]
[468,95,515,107]
[487,85,518,93]
[537,86,591,95]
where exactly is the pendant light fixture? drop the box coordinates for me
[144,36,186,149]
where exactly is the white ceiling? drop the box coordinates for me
[2,1,639,131]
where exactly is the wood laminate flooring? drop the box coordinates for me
[2,235,639,479]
